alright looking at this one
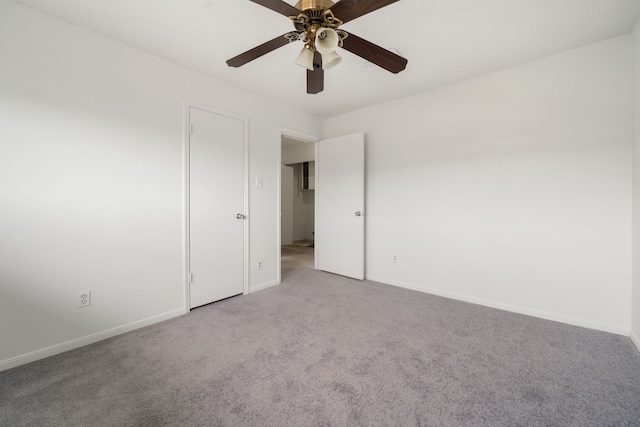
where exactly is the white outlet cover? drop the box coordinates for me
[77,290,91,308]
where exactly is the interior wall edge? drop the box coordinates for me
[631,330,640,352]
[0,308,185,373]
[631,13,640,352]
[366,275,630,337]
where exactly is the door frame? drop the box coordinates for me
[183,100,249,313]
[277,127,319,284]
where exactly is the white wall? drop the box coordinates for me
[291,163,315,242]
[632,18,640,349]
[281,165,294,245]
[0,1,322,370]
[325,36,633,334]
[282,141,316,243]
[282,139,315,164]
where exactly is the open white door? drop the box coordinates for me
[316,132,365,280]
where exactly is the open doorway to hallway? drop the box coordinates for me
[281,134,316,281]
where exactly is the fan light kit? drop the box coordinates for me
[226,0,408,94]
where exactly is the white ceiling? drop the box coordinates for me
[13,0,640,118]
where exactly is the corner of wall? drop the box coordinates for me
[632,330,640,352]
[632,15,640,353]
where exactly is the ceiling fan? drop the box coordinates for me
[226,0,408,94]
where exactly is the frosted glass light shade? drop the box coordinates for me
[321,50,341,70]
[315,28,339,55]
[295,47,314,71]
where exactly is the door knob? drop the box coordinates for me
[355,211,362,216]
[236,213,246,219]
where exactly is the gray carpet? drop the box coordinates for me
[1,250,640,426]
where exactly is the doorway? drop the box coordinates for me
[277,130,365,283]
[280,132,317,281]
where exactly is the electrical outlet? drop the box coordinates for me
[392,255,398,263]
[78,290,91,308]
[257,260,263,270]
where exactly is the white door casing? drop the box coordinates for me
[186,103,248,309]
[316,132,365,280]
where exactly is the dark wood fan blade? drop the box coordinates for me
[328,0,400,24]
[250,0,300,17]
[307,51,324,94]
[226,34,291,67]
[341,32,407,73]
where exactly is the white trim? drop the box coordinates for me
[183,101,191,313]
[314,141,319,271]
[183,100,250,311]
[366,274,630,336]
[250,279,280,293]
[0,309,184,372]
[277,127,319,285]
[631,330,640,353]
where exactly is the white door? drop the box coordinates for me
[316,132,365,279]
[188,106,247,308]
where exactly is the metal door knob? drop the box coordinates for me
[355,211,362,216]
[236,213,246,219]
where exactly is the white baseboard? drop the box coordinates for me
[0,308,185,372]
[250,279,279,293]
[631,330,640,353]
[366,275,629,336]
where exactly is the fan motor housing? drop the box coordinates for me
[295,0,334,11]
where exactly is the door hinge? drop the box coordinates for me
[189,272,193,283]
[189,124,194,134]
